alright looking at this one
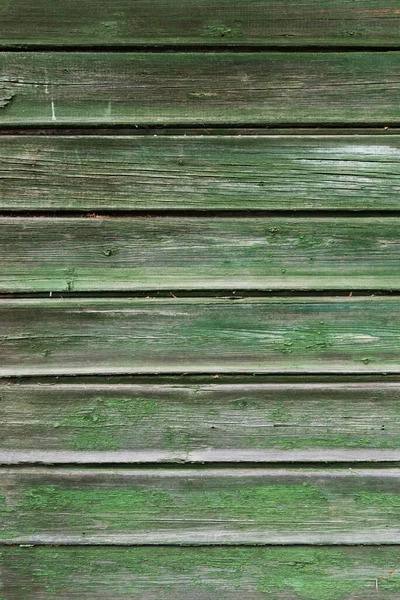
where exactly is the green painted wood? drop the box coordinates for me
[3,135,400,211]
[1,52,400,125]
[3,546,400,599]
[0,0,399,47]
[2,216,400,292]
[1,467,400,544]
[1,296,400,376]
[1,381,400,463]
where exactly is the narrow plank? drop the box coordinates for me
[1,381,400,463]
[1,467,400,544]
[4,134,400,211]
[1,52,400,125]
[1,0,400,47]
[3,546,400,600]
[1,297,400,376]
[3,216,400,292]
[3,134,400,212]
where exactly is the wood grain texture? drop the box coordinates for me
[1,296,400,376]
[1,381,400,463]
[2,216,400,292]
[3,546,400,600]
[1,467,400,544]
[0,0,399,47]
[3,134,400,211]
[1,52,400,125]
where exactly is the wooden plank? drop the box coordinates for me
[1,467,400,544]
[1,296,400,376]
[1,0,400,47]
[2,216,400,292]
[2,134,400,211]
[1,381,400,463]
[1,52,400,125]
[3,546,400,600]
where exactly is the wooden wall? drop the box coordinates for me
[1,2,400,598]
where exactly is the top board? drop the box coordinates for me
[0,1,399,47]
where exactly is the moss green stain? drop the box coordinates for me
[5,546,400,599]
[271,434,395,451]
[279,321,333,355]
[186,484,328,520]
[354,491,400,508]
[56,395,158,450]
[163,426,192,451]
[17,482,328,532]
[206,25,241,38]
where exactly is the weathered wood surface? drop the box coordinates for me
[1,0,399,47]
[3,546,400,600]
[5,134,400,211]
[1,53,400,125]
[1,467,400,544]
[3,134,400,212]
[1,297,400,376]
[3,216,400,292]
[1,381,400,463]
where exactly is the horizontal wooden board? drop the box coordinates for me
[1,467,400,544]
[1,0,400,47]
[1,135,400,212]
[1,381,400,463]
[3,216,400,292]
[1,52,400,125]
[1,296,400,376]
[3,546,400,600]
[4,134,400,211]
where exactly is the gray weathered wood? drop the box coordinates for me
[1,0,400,47]
[4,134,400,211]
[2,216,400,291]
[1,381,400,462]
[1,296,400,376]
[1,53,400,125]
[3,545,400,599]
[1,467,400,544]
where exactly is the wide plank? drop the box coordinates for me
[1,297,400,376]
[2,216,400,292]
[1,381,400,463]
[1,467,400,544]
[1,52,400,125]
[0,0,399,47]
[3,546,400,599]
[3,134,400,211]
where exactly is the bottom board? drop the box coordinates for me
[2,546,400,600]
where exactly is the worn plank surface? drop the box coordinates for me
[4,134,400,211]
[1,52,400,125]
[1,296,400,376]
[3,216,400,292]
[1,381,400,463]
[3,546,400,599]
[3,134,400,212]
[1,467,400,544]
[1,0,400,47]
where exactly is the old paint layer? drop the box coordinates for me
[1,53,400,124]
[1,0,400,47]
[3,546,400,599]
[1,381,400,461]
[0,296,400,376]
[3,135,400,211]
[1,467,400,544]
